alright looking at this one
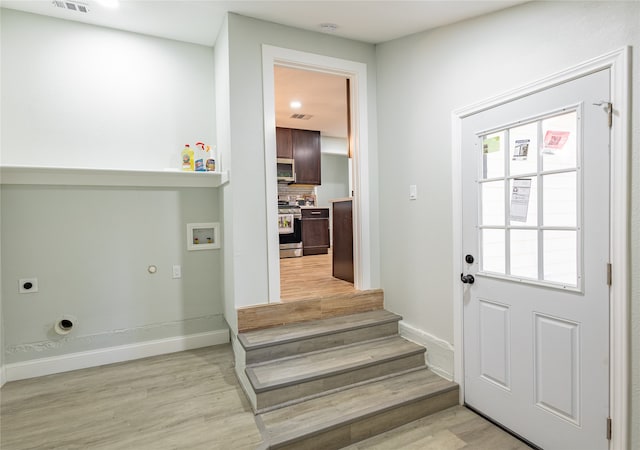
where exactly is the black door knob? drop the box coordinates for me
[465,254,474,264]
[460,273,475,284]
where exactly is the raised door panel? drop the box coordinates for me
[276,127,293,159]
[292,129,321,185]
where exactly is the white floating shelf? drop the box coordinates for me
[0,166,229,188]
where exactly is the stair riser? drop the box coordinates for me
[270,388,459,450]
[245,322,399,365]
[255,353,425,411]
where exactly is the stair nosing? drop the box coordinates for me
[246,334,402,368]
[249,348,425,393]
[262,372,458,448]
[238,311,402,351]
[254,365,428,415]
[246,336,426,392]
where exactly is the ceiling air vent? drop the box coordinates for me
[52,0,90,13]
[290,113,313,120]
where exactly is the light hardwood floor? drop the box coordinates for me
[280,250,356,302]
[1,344,531,450]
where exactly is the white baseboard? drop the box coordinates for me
[4,329,229,382]
[399,320,455,381]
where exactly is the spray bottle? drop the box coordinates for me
[181,144,194,171]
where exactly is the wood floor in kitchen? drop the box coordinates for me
[280,250,356,302]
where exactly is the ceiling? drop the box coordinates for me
[1,0,528,139]
[275,66,348,138]
[0,0,528,47]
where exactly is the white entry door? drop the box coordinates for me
[461,69,610,449]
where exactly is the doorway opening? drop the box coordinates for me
[274,66,355,302]
[262,45,372,304]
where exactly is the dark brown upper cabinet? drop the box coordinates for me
[276,127,321,185]
[276,127,293,159]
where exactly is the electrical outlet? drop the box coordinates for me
[172,265,182,279]
[19,278,38,293]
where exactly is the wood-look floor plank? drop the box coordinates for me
[343,404,532,450]
[239,310,400,349]
[248,336,423,388]
[0,345,262,450]
[237,290,383,332]
[280,250,355,302]
[1,345,532,450]
[259,368,456,437]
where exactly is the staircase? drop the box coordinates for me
[236,299,459,449]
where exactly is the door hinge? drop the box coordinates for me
[593,101,613,128]
[606,416,612,440]
[606,263,612,286]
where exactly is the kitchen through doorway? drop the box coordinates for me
[274,65,357,302]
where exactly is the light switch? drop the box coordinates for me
[172,265,182,279]
[409,184,417,200]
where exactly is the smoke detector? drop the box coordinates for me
[52,0,90,13]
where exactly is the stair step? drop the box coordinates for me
[237,289,384,332]
[239,310,402,364]
[256,367,458,450]
[246,336,425,411]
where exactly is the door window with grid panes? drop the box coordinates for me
[478,109,580,290]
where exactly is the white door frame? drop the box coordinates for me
[451,47,630,449]
[262,45,372,301]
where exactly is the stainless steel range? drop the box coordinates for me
[278,204,302,258]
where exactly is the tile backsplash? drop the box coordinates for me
[278,184,316,205]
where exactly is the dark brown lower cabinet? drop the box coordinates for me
[301,208,329,256]
[332,200,354,283]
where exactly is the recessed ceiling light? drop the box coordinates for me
[290,101,302,109]
[320,23,338,33]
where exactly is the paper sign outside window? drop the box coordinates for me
[510,178,532,222]
[543,130,570,155]
[483,136,500,154]
[512,139,530,161]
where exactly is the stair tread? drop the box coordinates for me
[258,367,457,445]
[238,309,401,350]
[246,336,424,391]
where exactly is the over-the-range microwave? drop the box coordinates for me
[277,158,295,183]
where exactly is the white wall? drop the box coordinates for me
[1,9,215,170]
[376,0,639,444]
[220,13,379,310]
[0,10,225,374]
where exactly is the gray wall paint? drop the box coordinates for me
[1,9,215,170]
[376,1,639,444]
[213,15,237,333]
[316,153,349,208]
[220,13,379,310]
[0,185,3,383]
[1,10,224,363]
[1,186,223,363]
